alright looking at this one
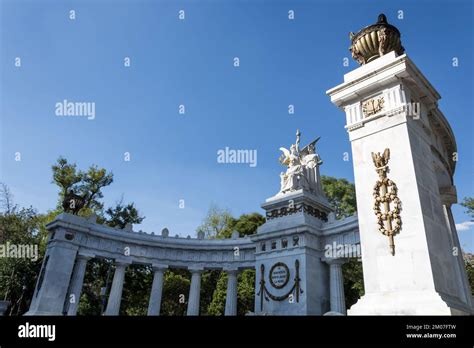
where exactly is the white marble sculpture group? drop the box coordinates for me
[278,130,323,195]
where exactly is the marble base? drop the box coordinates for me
[348,291,472,315]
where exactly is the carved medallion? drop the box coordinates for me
[256,260,303,311]
[269,262,290,289]
[362,96,385,117]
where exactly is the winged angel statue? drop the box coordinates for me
[278,130,323,195]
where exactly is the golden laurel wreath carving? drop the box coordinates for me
[371,148,402,255]
[362,96,385,117]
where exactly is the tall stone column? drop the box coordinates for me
[147,265,167,316]
[25,227,79,315]
[66,255,91,315]
[186,269,202,316]
[224,269,238,316]
[327,259,346,314]
[104,261,128,316]
[327,22,473,314]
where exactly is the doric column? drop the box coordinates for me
[66,255,91,315]
[327,259,346,314]
[147,265,167,316]
[224,269,238,316]
[104,261,128,316]
[186,268,202,316]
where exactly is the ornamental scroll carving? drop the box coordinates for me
[371,148,402,255]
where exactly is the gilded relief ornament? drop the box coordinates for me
[371,148,402,255]
[362,96,385,117]
[349,14,405,65]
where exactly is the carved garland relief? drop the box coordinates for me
[371,148,402,255]
[362,96,385,117]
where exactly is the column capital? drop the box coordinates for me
[188,267,204,274]
[223,268,239,275]
[76,254,92,262]
[322,257,347,266]
[151,264,168,272]
[114,259,132,268]
[439,185,457,206]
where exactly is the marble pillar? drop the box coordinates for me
[66,255,91,315]
[327,259,346,314]
[224,269,238,316]
[104,261,128,316]
[186,269,202,316]
[147,265,167,316]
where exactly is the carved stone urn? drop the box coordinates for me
[349,14,405,65]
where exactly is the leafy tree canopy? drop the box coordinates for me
[461,197,474,219]
[321,175,357,219]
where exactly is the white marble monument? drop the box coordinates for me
[327,14,473,315]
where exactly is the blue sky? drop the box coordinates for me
[1,0,472,251]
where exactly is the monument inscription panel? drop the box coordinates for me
[269,262,290,289]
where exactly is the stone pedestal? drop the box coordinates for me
[252,189,333,315]
[327,51,473,315]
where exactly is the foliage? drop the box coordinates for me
[465,257,474,295]
[461,197,474,218]
[320,176,365,306]
[204,210,264,315]
[120,265,153,315]
[77,258,111,316]
[196,204,235,239]
[342,258,365,308]
[0,186,51,315]
[103,199,145,229]
[52,157,113,214]
[207,269,256,316]
[321,175,357,219]
[160,270,190,316]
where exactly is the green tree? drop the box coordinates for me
[52,157,113,215]
[77,198,145,316]
[0,185,50,315]
[464,256,474,296]
[321,175,357,218]
[160,270,190,316]
[196,204,235,239]
[50,158,144,315]
[104,199,145,229]
[321,176,364,305]
[205,211,265,315]
[461,197,474,218]
[77,258,111,315]
[120,264,153,315]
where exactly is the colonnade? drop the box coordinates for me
[65,256,348,316]
[65,258,241,316]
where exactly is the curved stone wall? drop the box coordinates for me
[47,213,256,270]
